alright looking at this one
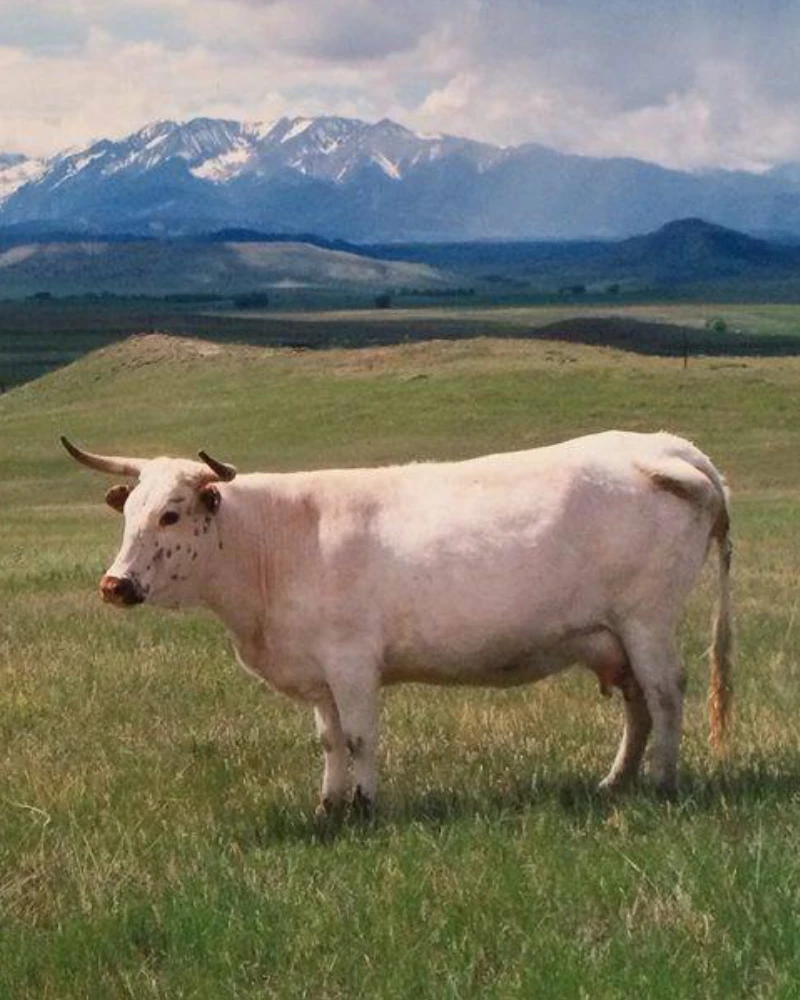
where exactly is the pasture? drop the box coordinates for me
[4,297,800,388]
[2,329,800,997]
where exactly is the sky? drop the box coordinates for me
[2,0,800,172]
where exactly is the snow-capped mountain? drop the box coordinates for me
[220,116,502,183]
[0,153,47,202]
[2,116,497,200]
[53,118,252,184]
[4,115,800,241]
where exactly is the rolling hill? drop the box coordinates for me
[0,238,446,298]
[1,218,799,301]
[367,218,800,296]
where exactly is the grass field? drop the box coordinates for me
[2,330,800,997]
[3,298,800,389]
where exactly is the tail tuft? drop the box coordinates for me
[709,525,733,751]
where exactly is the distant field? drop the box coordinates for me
[3,297,800,389]
[2,329,800,997]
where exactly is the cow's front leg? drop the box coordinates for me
[313,697,348,817]
[327,664,379,816]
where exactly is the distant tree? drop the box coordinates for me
[705,317,728,333]
[374,292,392,309]
[30,291,53,301]
[606,283,621,296]
[233,292,270,309]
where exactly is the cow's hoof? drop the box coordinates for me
[654,781,678,803]
[598,776,627,795]
[314,797,347,825]
[598,772,637,794]
[351,786,375,821]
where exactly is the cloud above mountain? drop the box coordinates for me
[3,0,800,171]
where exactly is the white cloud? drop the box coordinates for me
[3,0,800,171]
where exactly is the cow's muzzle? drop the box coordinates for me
[100,574,144,607]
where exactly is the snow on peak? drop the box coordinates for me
[370,152,401,179]
[281,118,313,143]
[247,119,279,141]
[191,144,253,182]
[136,120,175,143]
[0,155,46,203]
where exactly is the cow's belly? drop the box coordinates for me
[381,626,626,689]
[381,651,568,687]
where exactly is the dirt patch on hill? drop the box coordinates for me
[96,332,223,363]
[89,332,273,372]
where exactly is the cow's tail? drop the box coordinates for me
[643,441,733,750]
[706,466,733,752]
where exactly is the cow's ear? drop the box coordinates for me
[105,484,130,513]
[198,483,221,514]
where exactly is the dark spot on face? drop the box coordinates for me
[166,550,172,558]
[194,528,199,537]
[218,542,223,550]
[192,552,198,560]
[176,545,181,551]
[171,574,179,581]
[203,526,208,534]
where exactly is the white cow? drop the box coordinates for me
[62,430,732,813]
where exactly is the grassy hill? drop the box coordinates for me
[2,333,800,997]
[0,238,447,299]
[4,298,800,389]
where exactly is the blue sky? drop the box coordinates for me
[2,0,800,171]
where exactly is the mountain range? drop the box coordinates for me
[5,116,800,242]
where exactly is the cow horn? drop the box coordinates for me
[61,436,143,477]
[198,450,237,482]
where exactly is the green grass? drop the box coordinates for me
[3,333,800,997]
[3,298,800,388]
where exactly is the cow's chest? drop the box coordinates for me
[232,633,328,703]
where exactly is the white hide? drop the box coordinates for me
[82,430,733,808]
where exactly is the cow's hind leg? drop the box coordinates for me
[599,674,652,791]
[314,696,349,817]
[619,625,685,797]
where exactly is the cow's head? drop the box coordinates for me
[61,437,236,609]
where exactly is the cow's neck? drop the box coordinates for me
[200,496,270,642]
[198,480,317,656]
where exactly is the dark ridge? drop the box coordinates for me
[610,217,793,270]
[528,316,800,357]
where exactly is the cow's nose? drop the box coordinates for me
[100,574,144,606]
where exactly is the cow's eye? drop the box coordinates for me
[159,510,180,527]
